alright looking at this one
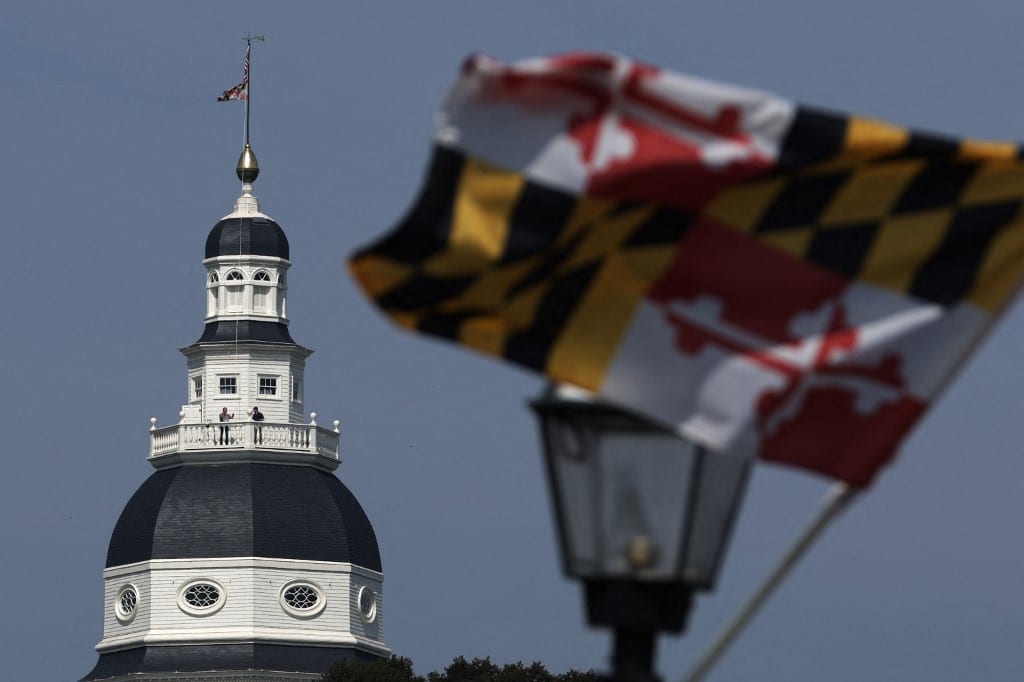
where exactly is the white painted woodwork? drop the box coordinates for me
[182,345,311,425]
[155,185,342,463]
[204,257,290,324]
[98,558,388,658]
[148,421,341,471]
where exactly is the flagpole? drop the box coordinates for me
[242,34,265,149]
[244,36,250,147]
[243,38,249,146]
[683,482,858,682]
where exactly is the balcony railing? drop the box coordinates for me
[149,420,340,462]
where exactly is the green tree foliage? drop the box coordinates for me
[323,656,424,682]
[322,655,597,682]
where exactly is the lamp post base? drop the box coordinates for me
[602,627,660,682]
[584,580,693,682]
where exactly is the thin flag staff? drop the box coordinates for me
[216,34,266,362]
[217,33,265,149]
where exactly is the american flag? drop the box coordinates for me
[217,43,249,102]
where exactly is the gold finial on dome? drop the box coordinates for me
[236,144,260,184]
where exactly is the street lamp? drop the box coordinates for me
[531,385,751,682]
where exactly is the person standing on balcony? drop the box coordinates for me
[219,407,235,445]
[251,406,264,444]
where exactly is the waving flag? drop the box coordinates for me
[350,52,1024,486]
[217,43,250,102]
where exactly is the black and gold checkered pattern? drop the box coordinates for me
[351,106,1024,388]
[351,146,692,388]
[707,106,1024,313]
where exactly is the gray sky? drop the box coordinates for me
[4,2,1024,680]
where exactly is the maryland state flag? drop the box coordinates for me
[350,53,1024,487]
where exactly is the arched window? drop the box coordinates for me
[253,271,272,313]
[225,271,244,311]
[208,272,220,316]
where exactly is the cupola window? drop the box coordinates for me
[357,586,378,623]
[219,376,237,395]
[178,579,226,616]
[183,583,220,608]
[115,584,139,624]
[253,271,272,312]
[225,271,244,312]
[284,584,319,609]
[207,272,221,315]
[259,376,277,396]
[193,376,203,400]
[279,580,326,618]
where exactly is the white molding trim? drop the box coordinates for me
[179,342,312,358]
[97,628,391,656]
[147,448,340,473]
[203,255,290,267]
[104,558,383,580]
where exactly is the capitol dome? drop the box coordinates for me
[106,462,381,570]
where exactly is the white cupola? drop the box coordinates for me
[176,145,314,431]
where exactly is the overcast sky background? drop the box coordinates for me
[4,3,1024,681]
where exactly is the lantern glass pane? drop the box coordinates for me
[683,451,750,589]
[546,419,699,580]
[545,419,600,570]
[594,432,696,579]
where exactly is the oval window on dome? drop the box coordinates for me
[178,579,226,616]
[279,580,326,618]
[357,585,377,623]
[115,584,139,624]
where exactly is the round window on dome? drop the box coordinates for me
[357,585,377,623]
[115,584,139,624]
[279,580,326,618]
[177,579,226,616]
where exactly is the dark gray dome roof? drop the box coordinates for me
[106,463,380,570]
[206,216,289,259]
[192,320,297,345]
